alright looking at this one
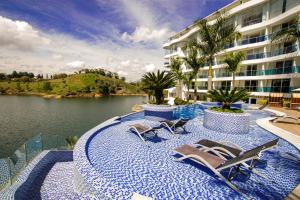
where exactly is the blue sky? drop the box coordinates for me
[0,0,233,80]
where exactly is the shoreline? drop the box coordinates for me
[0,92,147,99]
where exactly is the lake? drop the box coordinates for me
[0,95,145,157]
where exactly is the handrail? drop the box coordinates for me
[0,133,70,191]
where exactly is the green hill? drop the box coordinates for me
[0,73,144,98]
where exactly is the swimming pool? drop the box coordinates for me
[74,105,300,200]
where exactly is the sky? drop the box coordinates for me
[0,0,233,81]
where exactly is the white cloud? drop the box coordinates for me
[145,63,156,72]
[66,61,85,69]
[122,26,169,43]
[120,60,131,67]
[0,16,50,50]
[52,54,63,60]
[0,16,165,81]
[117,70,128,76]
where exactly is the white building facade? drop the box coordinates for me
[163,0,300,103]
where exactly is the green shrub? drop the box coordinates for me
[283,100,290,108]
[65,135,78,150]
[209,106,243,113]
[257,99,268,105]
[174,97,188,105]
[42,82,52,91]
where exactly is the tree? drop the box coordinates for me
[167,56,184,98]
[42,82,52,91]
[224,51,245,89]
[206,88,249,110]
[182,72,194,102]
[271,14,300,43]
[0,73,6,80]
[98,82,111,95]
[121,77,126,82]
[182,41,205,102]
[141,70,175,104]
[196,15,240,94]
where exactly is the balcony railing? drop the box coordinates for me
[245,45,298,60]
[213,66,300,78]
[236,86,298,93]
[238,35,267,45]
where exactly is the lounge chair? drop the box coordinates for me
[174,144,267,198]
[258,103,268,110]
[129,124,157,142]
[270,115,300,123]
[194,138,279,168]
[160,118,189,134]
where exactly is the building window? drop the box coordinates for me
[245,80,258,92]
[246,65,257,76]
[271,79,290,93]
[221,81,231,90]
[275,60,293,74]
[282,0,287,13]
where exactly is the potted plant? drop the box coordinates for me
[203,88,250,134]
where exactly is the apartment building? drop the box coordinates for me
[163,0,300,103]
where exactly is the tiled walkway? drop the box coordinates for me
[41,162,80,200]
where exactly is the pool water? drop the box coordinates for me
[173,104,205,119]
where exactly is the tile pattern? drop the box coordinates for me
[203,109,250,134]
[78,109,300,200]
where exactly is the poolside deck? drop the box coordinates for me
[268,107,300,136]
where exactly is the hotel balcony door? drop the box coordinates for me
[245,80,258,92]
[271,79,290,93]
[275,60,292,74]
[246,65,257,76]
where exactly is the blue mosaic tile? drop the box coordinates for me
[79,109,300,200]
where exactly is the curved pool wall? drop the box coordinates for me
[203,109,250,134]
[200,102,244,109]
[74,106,300,199]
[143,105,176,121]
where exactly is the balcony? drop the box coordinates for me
[236,86,298,93]
[238,35,267,45]
[245,45,298,60]
[242,13,263,27]
[213,86,231,90]
[213,66,300,78]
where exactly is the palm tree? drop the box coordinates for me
[271,14,300,43]
[206,88,249,110]
[182,72,194,102]
[141,70,175,104]
[224,51,245,89]
[195,16,240,93]
[167,56,184,98]
[183,41,205,102]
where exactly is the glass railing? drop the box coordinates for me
[238,35,267,45]
[0,134,70,191]
[221,26,296,50]
[197,86,207,90]
[235,86,298,93]
[213,86,231,90]
[198,74,208,79]
[213,66,300,78]
[245,45,298,60]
